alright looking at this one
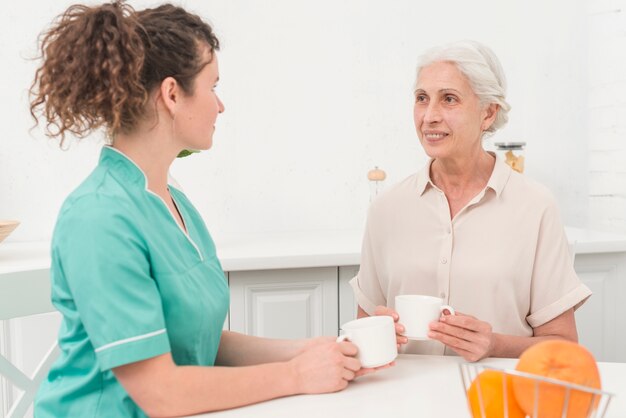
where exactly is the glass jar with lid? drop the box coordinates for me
[494,141,526,173]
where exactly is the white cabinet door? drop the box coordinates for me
[339,266,359,327]
[574,252,626,362]
[229,267,338,339]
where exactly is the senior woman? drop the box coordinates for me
[350,40,591,362]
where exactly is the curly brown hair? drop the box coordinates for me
[29,1,220,145]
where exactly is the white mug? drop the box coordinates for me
[336,316,398,368]
[395,294,455,340]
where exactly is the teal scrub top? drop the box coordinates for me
[35,146,230,417]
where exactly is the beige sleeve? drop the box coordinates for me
[526,197,592,328]
[349,209,387,316]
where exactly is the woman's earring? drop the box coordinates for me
[170,114,178,142]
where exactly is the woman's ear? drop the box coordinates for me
[159,76,180,117]
[482,103,499,131]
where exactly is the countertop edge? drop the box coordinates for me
[2,227,626,274]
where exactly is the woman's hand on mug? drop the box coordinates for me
[373,305,409,347]
[288,339,361,394]
[427,312,495,362]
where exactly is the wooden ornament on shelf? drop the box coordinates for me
[367,167,386,202]
[367,167,386,182]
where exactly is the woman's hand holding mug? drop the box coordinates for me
[372,295,457,348]
[428,312,495,362]
[395,295,455,340]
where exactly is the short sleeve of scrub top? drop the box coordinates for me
[55,193,170,371]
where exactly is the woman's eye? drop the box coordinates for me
[444,95,457,103]
[416,94,427,103]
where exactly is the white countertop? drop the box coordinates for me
[188,354,626,418]
[2,226,626,275]
[214,229,363,271]
[565,226,626,254]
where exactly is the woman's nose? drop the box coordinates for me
[423,102,441,123]
[217,96,225,113]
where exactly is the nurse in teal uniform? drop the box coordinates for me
[30,2,380,417]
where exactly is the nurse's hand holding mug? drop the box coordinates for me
[336,316,398,368]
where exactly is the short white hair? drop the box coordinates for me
[415,40,511,134]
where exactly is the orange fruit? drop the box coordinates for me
[512,340,601,418]
[467,370,525,418]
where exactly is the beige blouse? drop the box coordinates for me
[350,153,591,355]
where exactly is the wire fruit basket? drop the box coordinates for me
[459,363,614,418]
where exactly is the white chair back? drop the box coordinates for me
[0,268,59,418]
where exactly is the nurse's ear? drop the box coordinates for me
[158,76,181,119]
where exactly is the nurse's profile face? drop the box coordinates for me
[176,49,225,151]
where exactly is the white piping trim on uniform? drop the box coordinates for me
[147,188,204,261]
[94,329,167,353]
[105,146,204,262]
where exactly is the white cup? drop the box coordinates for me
[336,316,398,368]
[395,294,455,340]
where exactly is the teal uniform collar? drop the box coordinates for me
[100,146,148,188]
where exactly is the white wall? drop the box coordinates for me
[588,1,626,233]
[0,0,597,243]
